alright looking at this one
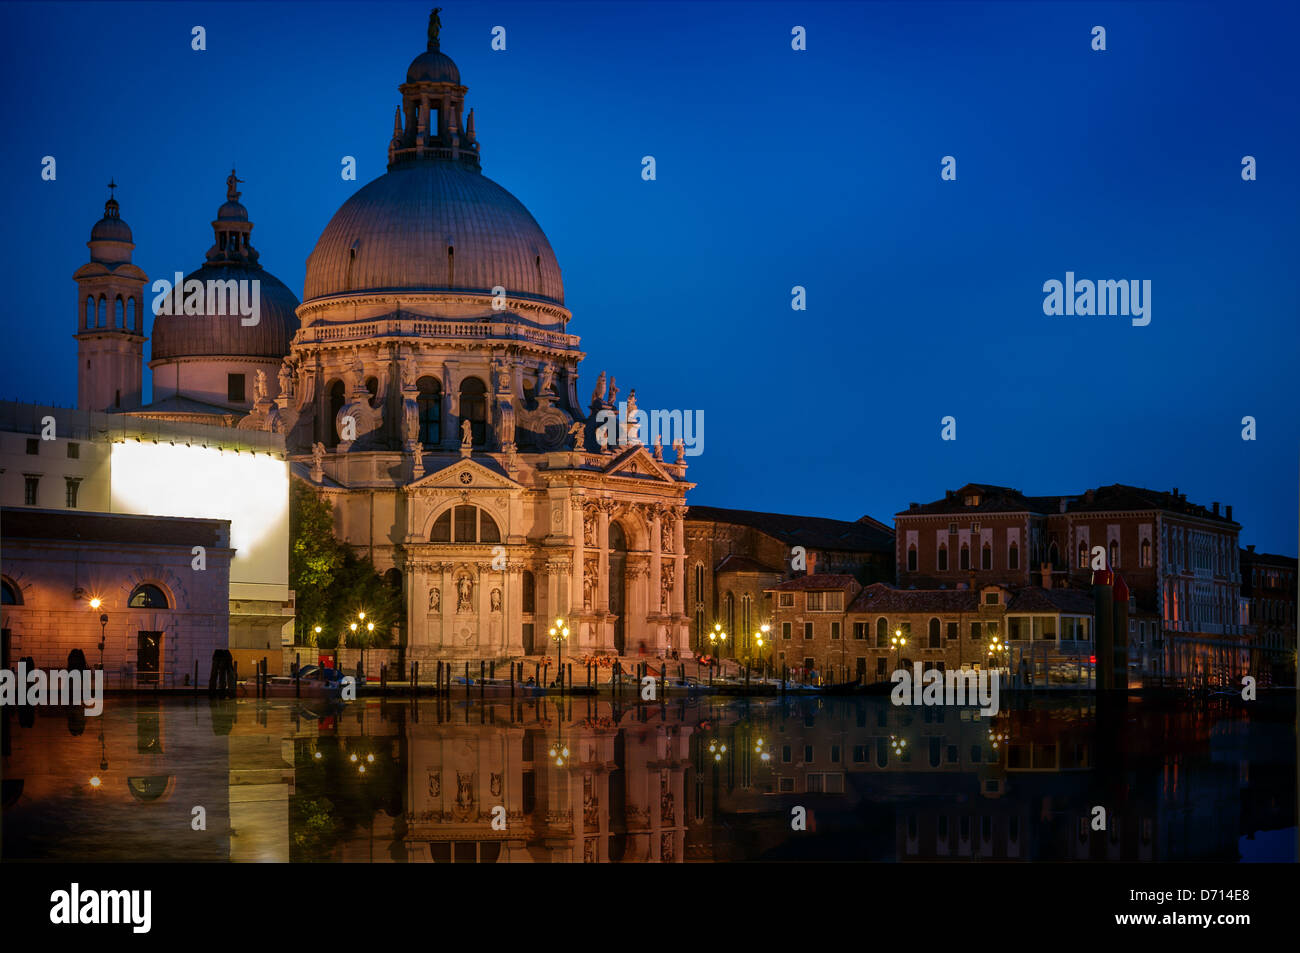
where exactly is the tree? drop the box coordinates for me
[289,479,405,648]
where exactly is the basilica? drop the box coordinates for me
[76,11,693,664]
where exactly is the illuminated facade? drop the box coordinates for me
[0,401,293,676]
[237,14,692,662]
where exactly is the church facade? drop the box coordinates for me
[73,12,693,663]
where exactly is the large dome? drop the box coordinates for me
[303,161,564,306]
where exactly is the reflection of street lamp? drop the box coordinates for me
[890,734,907,760]
[707,737,727,763]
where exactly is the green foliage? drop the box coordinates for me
[289,479,404,647]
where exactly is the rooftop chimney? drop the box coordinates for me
[1226,505,1233,521]
[1172,487,1179,498]
[1248,544,1256,553]
[1212,502,1220,516]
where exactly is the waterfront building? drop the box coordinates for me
[684,505,894,657]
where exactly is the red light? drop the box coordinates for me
[1089,655,1096,665]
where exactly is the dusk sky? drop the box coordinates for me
[4,1,1296,553]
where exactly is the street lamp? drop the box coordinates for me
[709,623,727,670]
[549,617,570,686]
[987,633,1008,678]
[891,627,907,671]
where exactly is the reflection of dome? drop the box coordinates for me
[406,48,460,84]
[152,264,300,360]
[127,775,175,802]
[304,162,563,305]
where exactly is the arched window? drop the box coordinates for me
[981,542,992,570]
[1048,541,1060,569]
[460,377,487,445]
[1078,541,1089,568]
[741,593,751,637]
[1,578,20,605]
[364,376,379,400]
[937,544,948,571]
[1008,542,1019,570]
[128,584,169,609]
[876,617,887,647]
[522,571,535,613]
[907,544,917,572]
[725,591,735,637]
[326,380,346,447]
[959,543,970,571]
[1140,538,1151,568]
[126,297,137,330]
[114,296,125,328]
[1109,540,1119,569]
[84,297,94,328]
[97,295,107,327]
[431,505,500,543]
[417,376,442,445]
[928,618,941,648]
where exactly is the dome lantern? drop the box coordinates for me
[389,8,480,171]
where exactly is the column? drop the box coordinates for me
[649,505,662,617]
[597,502,612,652]
[673,506,686,617]
[571,499,585,621]
[439,562,453,652]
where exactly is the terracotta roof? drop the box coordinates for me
[1067,484,1236,523]
[847,582,980,613]
[1006,587,1095,614]
[715,554,782,575]
[897,483,1064,517]
[769,573,858,592]
[1,507,229,548]
[686,505,894,554]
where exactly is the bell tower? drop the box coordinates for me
[73,182,147,412]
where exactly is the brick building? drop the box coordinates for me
[767,576,1095,686]
[684,505,893,657]
[1,508,232,684]
[896,483,1246,680]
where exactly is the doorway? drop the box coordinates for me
[608,522,627,655]
[137,631,162,685]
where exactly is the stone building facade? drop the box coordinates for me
[1240,546,1297,683]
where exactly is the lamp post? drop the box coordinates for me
[891,627,907,673]
[987,633,1008,682]
[89,597,107,673]
[548,617,570,687]
[709,623,727,676]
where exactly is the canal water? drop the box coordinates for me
[1,694,1293,862]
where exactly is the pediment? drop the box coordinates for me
[603,445,676,483]
[409,458,520,491]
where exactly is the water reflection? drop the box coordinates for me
[2,693,1294,862]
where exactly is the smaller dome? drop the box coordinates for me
[217,200,248,222]
[90,198,132,243]
[406,49,460,85]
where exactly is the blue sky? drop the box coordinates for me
[4,1,1297,553]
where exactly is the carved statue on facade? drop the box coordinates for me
[311,441,326,482]
[626,389,640,443]
[456,573,473,612]
[537,363,554,397]
[461,418,473,448]
[277,356,294,399]
[661,517,673,553]
[226,168,243,202]
[428,587,440,612]
[590,371,607,405]
[584,508,597,546]
[568,420,585,450]
[490,588,502,612]
[660,563,674,613]
[653,433,664,461]
[608,376,619,406]
[254,368,268,402]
